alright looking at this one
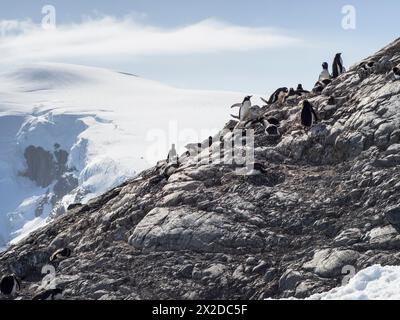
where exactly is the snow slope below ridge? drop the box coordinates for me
[0,62,251,248]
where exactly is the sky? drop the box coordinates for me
[0,0,399,94]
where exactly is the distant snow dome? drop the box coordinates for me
[0,62,249,248]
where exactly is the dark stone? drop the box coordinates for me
[385,205,400,227]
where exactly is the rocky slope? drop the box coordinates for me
[1,39,400,300]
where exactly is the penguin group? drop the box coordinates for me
[312,53,346,94]
[358,55,394,80]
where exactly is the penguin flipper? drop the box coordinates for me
[230,114,240,120]
[230,103,242,109]
[260,97,269,105]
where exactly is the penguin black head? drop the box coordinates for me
[297,84,303,91]
[243,96,252,103]
[393,67,400,75]
[266,117,280,127]
[322,62,328,69]
[288,88,295,94]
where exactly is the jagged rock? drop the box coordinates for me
[333,228,362,246]
[385,205,400,227]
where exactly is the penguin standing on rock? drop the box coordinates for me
[261,87,288,105]
[50,248,72,262]
[301,100,319,129]
[231,96,252,122]
[284,88,298,104]
[265,125,280,136]
[319,62,331,81]
[0,274,21,296]
[332,53,346,78]
[313,79,332,94]
[167,144,178,164]
[32,288,63,300]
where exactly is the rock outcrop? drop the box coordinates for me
[1,39,400,300]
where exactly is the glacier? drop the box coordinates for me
[0,62,250,249]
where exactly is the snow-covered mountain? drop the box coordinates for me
[0,63,248,249]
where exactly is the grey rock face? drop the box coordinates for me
[303,249,360,278]
[1,38,400,300]
[129,207,265,253]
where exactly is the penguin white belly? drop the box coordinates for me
[278,91,287,104]
[239,101,251,121]
[319,70,331,81]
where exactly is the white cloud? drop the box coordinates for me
[0,16,302,64]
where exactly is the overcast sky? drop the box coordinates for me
[0,0,398,94]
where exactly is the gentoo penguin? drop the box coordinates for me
[241,105,263,127]
[32,288,63,300]
[262,87,288,105]
[301,100,319,128]
[359,61,375,76]
[231,96,252,121]
[319,62,331,81]
[167,144,178,164]
[50,248,72,262]
[284,88,298,103]
[265,125,280,136]
[0,274,21,296]
[365,61,375,71]
[296,84,310,96]
[392,67,400,80]
[313,79,332,94]
[313,83,324,94]
[332,53,346,78]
